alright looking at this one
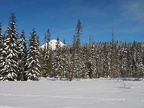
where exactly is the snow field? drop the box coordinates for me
[0,79,144,108]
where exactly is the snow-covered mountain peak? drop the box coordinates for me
[41,39,66,50]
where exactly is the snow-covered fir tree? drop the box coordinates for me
[52,37,62,78]
[1,13,19,81]
[72,47,82,79]
[95,44,100,78]
[25,28,41,81]
[0,22,4,80]
[42,28,53,77]
[75,19,82,45]
[126,44,133,77]
[87,44,95,78]
[60,46,71,79]
[18,30,27,80]
[0,22,3,41]
[131,42,138,77]
[69,19,83,80]
[110,42,120,77]
[135,43,144,77]
[81,45,90,78]
[120,43,128,77]
[57,44,66,79]
[99,44,105,77]
[103,43,110,77]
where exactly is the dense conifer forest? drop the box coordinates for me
[0,13,144,81]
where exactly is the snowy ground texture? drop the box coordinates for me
[0,78,144,108]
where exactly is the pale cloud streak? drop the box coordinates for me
[120,0,144,21]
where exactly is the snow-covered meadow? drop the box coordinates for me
[0,78,144,108]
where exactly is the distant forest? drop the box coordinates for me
[0,13,144,81]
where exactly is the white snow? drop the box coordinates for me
[41,39,66,50]
[0,78,144,108]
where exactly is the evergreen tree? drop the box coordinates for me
[52,37,62,78]
[1,13,19,81]
[42,28,53,77]
[0,22,4,80]
[69,19,82,81]
[18,29,27,80]
[39,34,46,76]
[110,41,120,77]
[25,28,41,80]
[72,48,82,79]
[36,35,40,46]
[75,19,82,45]
[0,23,3,49]
[127,44,133,77]
[88,44,95,78]
[81,45,90,78]
[120,43,128,77]
[131,42,138,77]
[47,28,51,43]
[103,43,111,77]
[95,44,100,78]
[60,45,70,79]
[0,22,2,39]
[135,43,144,77]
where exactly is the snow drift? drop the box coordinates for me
[0,78,144,108]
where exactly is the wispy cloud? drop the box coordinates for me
[120,0,144,21]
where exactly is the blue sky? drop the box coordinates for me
[0,0,144,45]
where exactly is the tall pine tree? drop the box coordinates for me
[42,28,53,77]
[18,29,27,80]
[25,28,41,80]
[1,13,19,81]
[52,37,62,78]
[0,22,4,80]
[70,19,82,80]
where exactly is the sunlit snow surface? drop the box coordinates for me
[0,78,144,108]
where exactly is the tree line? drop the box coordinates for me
[0,13,144,81]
